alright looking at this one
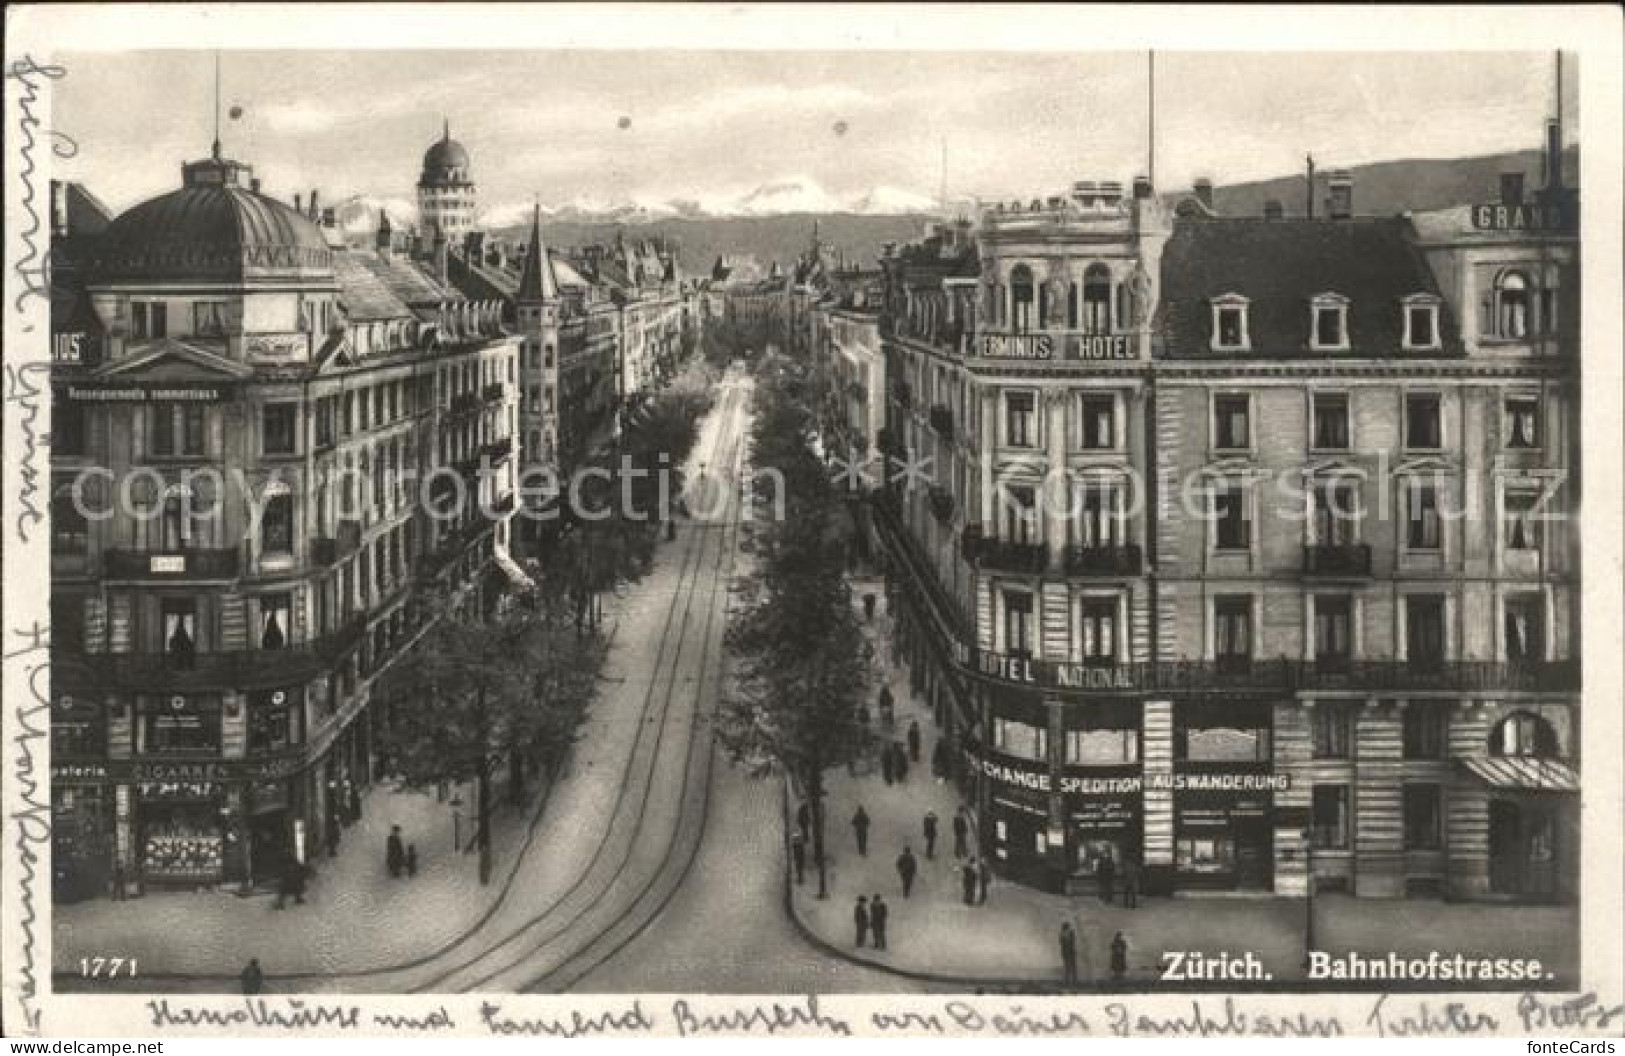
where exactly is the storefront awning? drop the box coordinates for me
[1459,756,1580,792]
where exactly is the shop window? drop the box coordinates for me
[1010,265,1035,333]
[248,689,303,753]
[139,694,221,754]
[1066,727,1138,765]
[1178,706,1272,763]
[1403,703,1447,759]
[161,598,198,668]
[1213,394,1251,450]
[1314,595,1352,667]
[993,717,1046,761]
[1214,595,1252,669]
[1079,598,1117,666]
[1004,391,1036,448]
[1405,394,1442,450]
[1311,393,1350,450]
[1176,836,1235,877]
[259,593,290,650]
[1504,594,1546,665]
[262,493,294,558]
[1212,484,1250,551]
[1404,784,1443,850]
[1405,595,1446,667]
[1082,264,1112,334]
[148,404,206,457]
[1491,711,1559,758]
[263,403,297,455]
[52,493,89,555]
[1079,394,1115,450]
[52,694,105,757]
[1311,785,1349,850]
[1505,396,1541,449]
[1311,704,1351,758]
[1406,481,1442,550]
[1002,590,1034,659]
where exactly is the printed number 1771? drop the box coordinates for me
[80,957,138,978]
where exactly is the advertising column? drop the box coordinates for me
[1141,698,1175,893]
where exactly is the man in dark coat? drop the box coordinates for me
[880,746,895,785]
[907,720,922,762]
[978,857,991,905]
[851,805,871,856]
[1110,931,1129,981]
[1059,922,1078,985]
[1122,855,1140,909]
[348,782,363,824]
[854,896,870,948]
[896,846,918,897]
[932,739,949,781]
[1097,853,1116,905]
[796,800,811,842]
[325,816,341,858]
[386,825,405,878]
[869,894,889,950]
[274,857,305,908]
[961,860,978,905]
[922,810,939,858]
[878,685,895,728]
[952,810,969,858]
[893,743,909,783]
[241,958,264,995]
[790,829,806,884]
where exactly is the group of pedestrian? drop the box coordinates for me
[1095,852,1142,909]
[386,824,419,879]
[879,740,910,785]
[853,894,889,950]
[960,857,990,905]
[1058,923,1130,986]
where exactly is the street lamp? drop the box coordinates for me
[1302,825,1316,969]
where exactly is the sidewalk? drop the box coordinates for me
[785,577,1580,989]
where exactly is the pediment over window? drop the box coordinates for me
[1301,457,1368,480]
[313,333,359,374]
[1393,455,1458,477]
[92,339,252,380]
[1199,457,1267,481]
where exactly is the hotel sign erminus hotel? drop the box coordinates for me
[979,333,1135,361]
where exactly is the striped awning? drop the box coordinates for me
[1459,756,1580,792]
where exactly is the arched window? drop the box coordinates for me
[1010,264,1035,332]
[1496,271,1529,339]
[1082,264,1112,334]
[1490,711,1559,758]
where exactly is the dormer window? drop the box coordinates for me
[1310,293,1350,352]
[1402,293,1442,351]
[1210,294,1250,352]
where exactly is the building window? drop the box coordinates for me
[138,694,222,755]
[1073,485,1119,548]
[1406,480,1442,550]
[993,717,1046,761]
[131,301,168,340]
[263,404,297,455]
[1494,271,1529,339]
[1082,264,1112,333]
[192,301,229,338]
[262,494,293,557]
[1004,390,1036,447]
[1010,265,1035,332]
[1311,482,1359,545]
[249,689,303,754]
[1505,396,1540,448]
[1404,784,1443,850]
[53,402,86,457]
[259,593,290,650]
[1405,594,1446,667]
[1505,594,1545,665]
[1079,597,1117,666]
[1403,703,1447,759]
[1067,727,1138,765]
[1405,393,1442,449]
[1214,394,1250,450]
[1003,590,1034,659]
[1310,295,1350,351]
[51,694,104,757]
[1491,711,1559,758]
[1212,484,1250,551]
[1079,394,1115,450]
[1002,484,1038,544]
[1311,704,1351,758]
[1311,393,1350,450]
[148,404,206,457]
[1314,595,1352,666]
[52,493,89,555]
[1178,705,1271,762]
[316,398,335,448]
[1214,595,1252,668]
[1311,785,1350,850]
[1504,489,1542,551]
[161,598,198,665]
[1403,297,1441,350]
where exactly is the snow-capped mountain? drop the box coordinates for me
[851,185,941,215]
[731,177,848,217]
[475,179,941,225]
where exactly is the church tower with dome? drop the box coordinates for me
[417,119,476,241]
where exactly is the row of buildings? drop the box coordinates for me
[779,134,1580,902]
[47,126,698,901]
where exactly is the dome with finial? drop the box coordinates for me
[420,119,472,186]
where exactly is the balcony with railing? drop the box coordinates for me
[311,519,363,568]
[483,382,506,403]
[1303,543,1373,578]
[1064,543,1143,577]
[965,532,1049,574]
[59,616,369,691]
[1296,658,1579,694]
[448,392,481,417]
[104,548,239,580]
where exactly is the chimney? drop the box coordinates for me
[294,193,303,214]
[249,177,262,195]
[1500,172,1526,207]
[1193,178,1214,211]
[1327,170,1353,220]
[1545,119,1563,190]
[1305,154,1316,219]
[308,189,319,222]
[1132,175,1153,200]
[1263,199,1284,221]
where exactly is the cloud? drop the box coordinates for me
[261,100,345,134]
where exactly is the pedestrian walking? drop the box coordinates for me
[241,958,264,995]
[1059,922,1079,985]
[406,844,418,877]
[796,800,811,842]
[978,857,991,905]
[1110,931,1129,981]
[790,829,807,884]
[893,743,909,783]
[961,860,977,905]
[870,894,889,951]
[851,805,871,856]
[325,817,341,858]
[854,896,870,948]
[896,846,918,897]
[386,824,405,878]
[907,720,921,762]
[274,857,303,909]
[880,747,895,785]
[1122,855,1140,909]
[922,810,939,859]
[932,739,948,782]
[1097,853,1116,905]
[952,810,969,858]
[879,685,895,728]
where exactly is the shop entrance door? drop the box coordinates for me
[1490,799,1558,899]
[1233,815,1273,889]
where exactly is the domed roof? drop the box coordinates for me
[96,155,333,285]
[420,120,472,185]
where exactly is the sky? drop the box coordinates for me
[52,49,1578,221]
